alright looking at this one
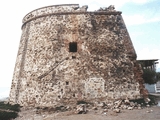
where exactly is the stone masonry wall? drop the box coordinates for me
[9,4,144,107]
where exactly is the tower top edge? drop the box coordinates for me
[22,4,121,24]
[23,4,80,23]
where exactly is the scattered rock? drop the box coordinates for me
[97,5,115,11]
[121,105,128,109]
[113,108,121,113]
[99,103,105,107]
[130,102,135,107]
[146,109,153,113]
[103,112,107,115]
[124,99,130,105]
[75,104,87,114]
[137,104,141,107]
[128,107,133,110]
[103,109,108,112]
[144,98,151,103]
[110,111,118,116]
[66,106,70,110]
[115,100,122,108]
[146,104,150,107]
[146,110,150,113]
[92,107,98,110]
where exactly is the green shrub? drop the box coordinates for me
[0,102,20,112]
[130,95,158,106]
[156,72,160,81]
[142,69,157,84]
[0,111,18,120]
[0,102,20,120]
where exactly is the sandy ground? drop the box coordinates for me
[15,105,160,120]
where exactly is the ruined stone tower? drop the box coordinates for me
[9,4,146,107]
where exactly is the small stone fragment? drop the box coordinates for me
[144,98,151,103]
[146,104,150,107]
[113,108,120,113]
[76,104,87,114]
[146,110,150,113]
[103,109,108,112]
[128,107,133,110]
[103,112,107,115]
[92,107,98,110]
[124,99,130,103]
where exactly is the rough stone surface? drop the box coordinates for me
[9,4,147,107]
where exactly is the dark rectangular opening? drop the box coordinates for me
[69,42,77,52]
[66,81,69,85]
[72,56,76,59]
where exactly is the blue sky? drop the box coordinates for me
[0,0,159,98]
[121,0,160,61]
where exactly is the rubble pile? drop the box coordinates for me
[74,98,157,115]
[34,97,157,115]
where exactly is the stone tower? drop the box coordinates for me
[9,4,146,107]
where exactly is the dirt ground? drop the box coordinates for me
[15,105,160,120]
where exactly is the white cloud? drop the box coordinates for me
[137,48,160,69]
[14,0,154,12]
[123,14,146,26]
[123,14,160,26]
[93,0,156,9]
[0,88,10,99]
[137,48,160,59]
[131,0,155,4]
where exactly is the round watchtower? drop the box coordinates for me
[9,4,143,107]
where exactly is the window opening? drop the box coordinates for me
[69,42,77,52]
[66,81,69,85]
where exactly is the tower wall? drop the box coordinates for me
[9,4,143,107]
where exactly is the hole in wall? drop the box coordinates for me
[66,81,69,85]
[69,42,77,52]
[61,89,63,93]
[72,56,76,59]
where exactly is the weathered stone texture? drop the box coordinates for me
[9,4,145,107]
